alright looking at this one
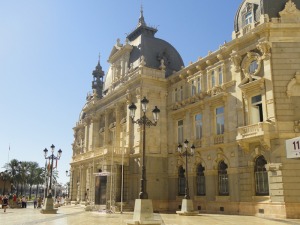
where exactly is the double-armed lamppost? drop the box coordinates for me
[128,97,160,199]
[177,140,195,199]
[43,145,62,198]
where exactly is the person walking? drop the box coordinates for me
[37,197,42,208]
[2,195,9,213]
[21,195,26,208]
[33,197,37,208]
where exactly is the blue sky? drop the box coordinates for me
[0,0,241,184]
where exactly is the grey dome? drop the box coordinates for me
[127,34,184,77]
[103,9,184,92]
[234,0,300,33]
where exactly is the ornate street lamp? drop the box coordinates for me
[43,145,62,198]
[41,144,62,214]
[177,140,195,199]
[128,97,160,199]
[176,139,198,215]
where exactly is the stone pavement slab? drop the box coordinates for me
[1,205,300,225]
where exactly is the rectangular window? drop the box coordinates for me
[180,86,183,101]
[255,171,269,195]
[216,107,225,135]
[197,175,205,196]
[197,77,201,93]
[251,95,263,123]
[191,80,196,96]
[219,174,229,195]
[211,71,215,88]
[195,114,203,140]
[178,177,185,196]
[218,67,223,85]
[174,88,178,102]
[178,120,184,144]
[244,11,253,25]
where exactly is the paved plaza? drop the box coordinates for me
[1,205,300,225]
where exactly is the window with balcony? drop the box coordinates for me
[191,80,196,96]
[251,95,263,124]
[197,77,202,93]
[178,166,185,196]
[218,160,229,196]
[195,114,203,140]
[196,164,205,196]
[174,88,178,102]
[218,67,223,85]
[178,120,184,144]
[180,86,183,101]
[211,71,216,88]
[216,107,225,135]
[255,155,269,196]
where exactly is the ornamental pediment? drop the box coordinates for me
[279,0,300,23]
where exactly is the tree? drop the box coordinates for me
[27,162,39,199]
[5,159,22,195]
[34,167,45,198]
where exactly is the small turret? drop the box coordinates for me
[92,54,104,98]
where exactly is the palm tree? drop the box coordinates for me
[18,161,30,195]
[27,162,39,199]
[5,159,22,195]
[0,170,12,195]
[34,167,44,198]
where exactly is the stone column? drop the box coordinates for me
[227,168,240,202]
[209,105,214,146]
[84,122,89,153]
[81,166,87,202]
[115,103,121,152]
[104,110,109,145]
[257,40,275,121]
[88,120,94,152]
[230,51,244,126]
[265,163,284,203]
[205,170,217,201]
[69,167,74,201]
[185,110,191,140]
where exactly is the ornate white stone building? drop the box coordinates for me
[70,0,300,219]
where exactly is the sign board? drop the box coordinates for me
[286,136,300,159]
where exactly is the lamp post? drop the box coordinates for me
[128,97,160,199]
[40,144,62,214]
[176,139,198,215]
[128,97,162,224]
[177,140,195,199]
[43,145,62,198]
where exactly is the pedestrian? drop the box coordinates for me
[33,197,37,209]
[13,194,17,207]
[2,195,8,213]
[37,197,42,208]
[21,195,26,208]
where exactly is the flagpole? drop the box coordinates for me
[8,144,10,164]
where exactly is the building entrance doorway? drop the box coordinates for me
[95,176,107,205]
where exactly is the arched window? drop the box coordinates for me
[218,161,229,196]
[196,164,205,196]
[255,155,269,196]
[178,166,185,196]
